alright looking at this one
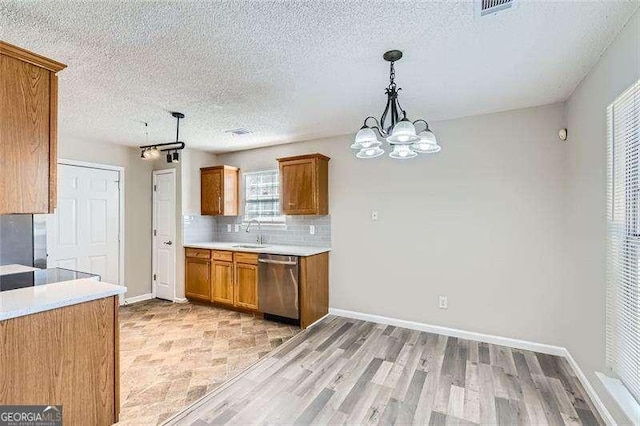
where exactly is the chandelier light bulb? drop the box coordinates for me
[386,120,420,145]
[389,144,417,159]
[411,130,441,153]
[351,127,379,149]
[411,142,441,153]
[356,146,384,159]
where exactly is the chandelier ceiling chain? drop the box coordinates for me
[351,50,441,160]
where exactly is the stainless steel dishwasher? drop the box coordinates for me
[258,254,299,321]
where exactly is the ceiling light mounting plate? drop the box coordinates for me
[171,112,185,119]
[383,50,403,62]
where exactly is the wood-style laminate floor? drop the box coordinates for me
[116,299,299,425]
[168,316,603,425]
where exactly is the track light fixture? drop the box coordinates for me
[139,112,187,163]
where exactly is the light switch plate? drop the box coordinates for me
[371,210,379,221]
[310,225,315,235]
[234,224,240,232]
[227,224,232,232]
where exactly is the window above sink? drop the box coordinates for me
[243,170,285,224]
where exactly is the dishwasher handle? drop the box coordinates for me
[258,258,297,266]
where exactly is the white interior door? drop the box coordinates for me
[47,164,120,285]
[153,169,176,301]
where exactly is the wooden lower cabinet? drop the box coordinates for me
[185,256,211,301]
[235,262,258,310]
[300,252,329,329]
[211,260,234,305]
[0,297,119,425]
[185,249,330,329]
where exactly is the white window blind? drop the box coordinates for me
[607,78,640,404]
[243,170,284,223]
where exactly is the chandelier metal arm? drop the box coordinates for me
[412,119,430,133]
[362,116,385,137]
[389,95,399,133]
[395,94,406,118]
[380,91,392,135]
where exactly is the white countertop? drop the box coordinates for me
[184,242,331,257]
[0,264,40,276]
[0,278,126,321]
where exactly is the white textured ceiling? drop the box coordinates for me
[0,1,637,152]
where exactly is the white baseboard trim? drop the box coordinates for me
[329,308,614,424]
[124,293,154,305]
[329,308,565,356]
[174,297,188,304]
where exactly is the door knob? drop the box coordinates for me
[164,241,173,245]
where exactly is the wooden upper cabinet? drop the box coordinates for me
[0,41,66,214]
[278,153,330,215]
[201,165,239,216]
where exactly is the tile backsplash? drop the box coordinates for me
[183,215,216,244]
[0,215,33,266]
[214,215,331,247]
[182,214,331,247]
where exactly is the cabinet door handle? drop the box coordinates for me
[218,196,222,213]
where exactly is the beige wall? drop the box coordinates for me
[563,10,640,424]
[59,137,153,299]
[218,102,569,344]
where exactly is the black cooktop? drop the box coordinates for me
[0,268,100,292]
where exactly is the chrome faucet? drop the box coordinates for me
[245,219,263,245]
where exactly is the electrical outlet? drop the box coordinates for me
[439,296,448,309]
[310,225,315,235]
[371,210,378,221]
[227,224,232,232]
[234,224,240,232]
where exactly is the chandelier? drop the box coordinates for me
[351,50,441,159]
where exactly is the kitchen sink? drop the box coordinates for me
[232,244,270,249]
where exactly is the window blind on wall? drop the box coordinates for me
[606,78,640,404]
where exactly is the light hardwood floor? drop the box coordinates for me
[168,316,603,425]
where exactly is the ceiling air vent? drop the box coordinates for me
[477,0,515,16]
[224,128,252,136]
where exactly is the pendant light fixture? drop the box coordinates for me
[139,112,186,163]
[352,50,441,159]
